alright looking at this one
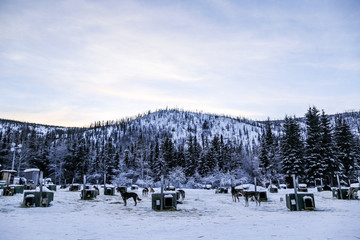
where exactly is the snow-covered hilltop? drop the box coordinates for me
[0,108,359,187]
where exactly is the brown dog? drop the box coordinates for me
[120,191,141,206]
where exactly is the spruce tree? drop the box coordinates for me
[281,116,304,186]
[334,116,359,181]
[304,107,325,185]
[259,118,279,182]
[320,110,340,185]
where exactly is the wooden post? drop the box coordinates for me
[83,175,86,200]
[6,173,11,187]
[160,175,164,211]
[337,174,342,199]
[320,178,323,187]
[104,173,106,187]
[292,174,299,211]
[39,171,43,207]
[71,177,74,189]
[254,177,257,193]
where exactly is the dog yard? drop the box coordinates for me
[0,187,359,240]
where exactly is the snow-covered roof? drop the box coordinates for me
[25,186,53,193]
[350,183,359,188]
[0,169,16,173]
[235,184,266,192]
[298,184,307,188]
[24,168,40,172]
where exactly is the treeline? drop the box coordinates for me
[0,108,359,188]
[0,109,261,187]
[259,107,360,186]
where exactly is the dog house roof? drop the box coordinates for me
[235,184,266,192]
[0,169,17,173]
[24,168,40,173]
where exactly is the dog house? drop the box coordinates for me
[80,189,97,200]
[2,184,24,196]
[286,193,315,211]
[46,184,57,191]
[104,185,115,195]
[332,188,347,199]
[269,186,278,193]
[24,169,40,187]
[332,187,358,200]
[298,184,308,192]
[165,185,176,191]
[69,184,81,191]
[0,170,17,187]
[131,185,138,190]
[216,187,228,194]
[259,191,268,201]
[152,193,177,211]
[23,188,54,207]
[44,178,56,191]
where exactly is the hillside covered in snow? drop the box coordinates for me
[0,108,359,187]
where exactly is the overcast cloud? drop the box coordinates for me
[0,0,359,126]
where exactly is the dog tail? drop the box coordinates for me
[137,197,142,201]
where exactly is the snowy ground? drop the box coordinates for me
[1,187,359,240]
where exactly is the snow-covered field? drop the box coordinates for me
[1,187,359,240]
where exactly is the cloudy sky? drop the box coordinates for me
[0,0,359,127]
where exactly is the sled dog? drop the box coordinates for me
[120,191,141,206]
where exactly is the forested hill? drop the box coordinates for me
[0,109,359,187]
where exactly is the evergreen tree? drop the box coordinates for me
[304,107,325,184]
[320,110,340,185]
[151,140,164,181]
[334,116,359,181]
[161,136,175,170]
[258,119,274,178]
[185,135,201,178]
[281,116,304,186]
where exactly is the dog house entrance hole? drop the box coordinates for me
[164,195,173,207]
[303,196,314,210]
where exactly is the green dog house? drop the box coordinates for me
[23,189,54,207]
[2,185,24,195]
[104,185,115,195]
[69,184,81,191]
[269,187,278,193]
[80,189,97,200]
[286,193,315,211]
[332,187,358,200]
[46,184,57,191]
[152,193,177,211]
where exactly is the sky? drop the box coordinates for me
[0,0,359,127]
